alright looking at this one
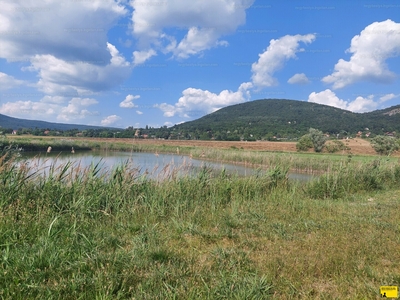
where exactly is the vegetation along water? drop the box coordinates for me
[0,136,399,299]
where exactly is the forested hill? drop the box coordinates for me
[172,99,400,140]
[0,113,118,131]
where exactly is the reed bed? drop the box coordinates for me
[0,151,399,299]
[11,136,398,173]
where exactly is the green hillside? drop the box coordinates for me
[171,99,400,140]
[2,99,400,140]
[0,113,120,131]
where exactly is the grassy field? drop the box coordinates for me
[5,135,400,173]
[1,136,399,299]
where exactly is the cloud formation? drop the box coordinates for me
[130,0,254,62]
[308,89,378,113]
[0,72,24,90]
[0,96,99,122]
[287,73,310,85]
[0,0,127,62]
[323,19,400,89]
[251,34,316,88]
[0,1,131,96]
[156,82,252,118]
[101,115,121,126]
[24,43,130,96]
[379,93,400,102]
[120,94,140,108]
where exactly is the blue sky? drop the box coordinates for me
[1,0,400,129]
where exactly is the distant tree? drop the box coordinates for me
[370,135,399,156]
[296,134,313,152]
[308,128,327,152]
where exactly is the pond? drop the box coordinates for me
[19,150,315,181]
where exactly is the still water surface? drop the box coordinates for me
[20,150,314,181]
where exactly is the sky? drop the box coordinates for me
[1,0,400,129]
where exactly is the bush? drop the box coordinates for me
[308,128,327,152]
[296,134,313,152]
[325,140,349,153]
[297,128,327,152]
[370,135,399,156]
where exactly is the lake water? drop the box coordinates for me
[20,150,314,181]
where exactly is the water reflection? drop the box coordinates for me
[20,150,314,181]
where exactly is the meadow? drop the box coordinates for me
[0,136,399,299]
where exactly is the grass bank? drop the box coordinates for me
[0,153,399,299]
[7,136,398,173]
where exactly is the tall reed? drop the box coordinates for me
[1,153,399,298]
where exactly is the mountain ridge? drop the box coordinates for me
[0,113,121,131]
[171,99,400,140]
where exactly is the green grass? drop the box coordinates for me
[9,135,399,173]
[0,149,399,299]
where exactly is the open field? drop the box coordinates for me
[88,137,380,155]
[8,135,393,156]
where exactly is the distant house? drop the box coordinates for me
[12,130,17,135]
[44,130,50,135]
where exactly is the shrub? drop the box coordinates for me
[296,134,313,152]
[370,135,399,156]
[325,140,349,153]
[308,128,327,153]
[297,128,327,152]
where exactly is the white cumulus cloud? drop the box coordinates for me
[156,82,252,118]
[130,0,254,62]
[120,94,140,108]
[25,43,131,95]
[0,96,99,121]
[251,34,316,88]
[308,89,378,113]
[0,72,25,90]
[346,96,378,113]
[0,1,131,96]
[173,27,229,59]
[133,49,157,65]
[0,0,127,62]
[323,19,400,89]
[0,100,59,119]
[379,93,400,102]
[58,98,99,122]
[287,73,310,85]
[101,115,121,126]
